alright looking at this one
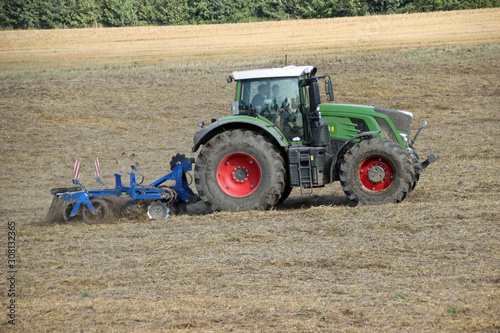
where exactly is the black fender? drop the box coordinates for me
[192,118,288,153]
[330,131,381,182]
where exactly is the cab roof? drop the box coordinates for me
[232,66,316,81]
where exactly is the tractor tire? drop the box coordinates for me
[195,129,285,211]
[339,137,414,205]
[407,146,421,192]
[278,183,293,204]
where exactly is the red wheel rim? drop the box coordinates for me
[216,152,262,198]
[359,156,394,192]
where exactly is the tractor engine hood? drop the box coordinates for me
[374,107,413,135]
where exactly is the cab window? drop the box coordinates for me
[239,78,304,142]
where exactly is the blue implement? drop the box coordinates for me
[58,159,195,218]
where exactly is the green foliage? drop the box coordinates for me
[412,0,500,11]
[0,0,498,29]
[447,305,466,314]
[187,0,244,23]
[102,0,137,26]
[73,0,100,27]
[394,292,406,299]
[149,0,190,25]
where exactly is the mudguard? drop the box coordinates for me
[192,116,289,152]
[330,130,381,181]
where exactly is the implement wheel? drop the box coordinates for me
[62,200,83,222]
[339,137,414,205]
[195,129,285,211]
[82,198,111,223]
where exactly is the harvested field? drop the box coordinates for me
[1,8,499,74]
[0,8,499,332]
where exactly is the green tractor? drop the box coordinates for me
[192,66,438,211]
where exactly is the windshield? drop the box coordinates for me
[239,77,304,142]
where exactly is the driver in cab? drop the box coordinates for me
[251,84,268,111]
[271,84,283,107]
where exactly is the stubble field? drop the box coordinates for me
[0,8,499,332]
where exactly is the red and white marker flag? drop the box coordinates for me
[94,157,101,179]
[73,159,81,181]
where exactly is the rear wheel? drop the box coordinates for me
[195,129,285,211]
[339,138,414,205]
[278,183,292,204]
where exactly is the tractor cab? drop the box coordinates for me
[231,66,334,143]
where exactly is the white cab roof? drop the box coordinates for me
[233,66,316,80]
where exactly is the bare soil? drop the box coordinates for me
[0,9,499,332]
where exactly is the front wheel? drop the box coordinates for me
[407,146,421,192]
[339,138,414,205]
[194,129,286,211]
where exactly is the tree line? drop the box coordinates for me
[1,0,498,29]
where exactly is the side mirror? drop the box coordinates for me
[325,79,334,101]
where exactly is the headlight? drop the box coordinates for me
[399,133,409,145]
